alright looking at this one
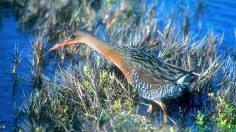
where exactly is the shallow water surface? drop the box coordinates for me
[0,8,31,131]
[157,0,236,49]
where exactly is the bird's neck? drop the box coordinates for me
[83,34,133,84]
[83,34,117,59]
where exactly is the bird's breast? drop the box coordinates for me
[103,51,133,85]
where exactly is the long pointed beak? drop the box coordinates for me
[49,39,72,51]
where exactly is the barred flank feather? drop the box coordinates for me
[131,69,192,101]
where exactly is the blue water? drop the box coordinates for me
[0,0,236,131]
[0,8,31,131]
[155,0,236,49]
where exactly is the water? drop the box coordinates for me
[0,7,31,132]
[0,0,236,131]
[189,0,236,49]
[156,0,236,49]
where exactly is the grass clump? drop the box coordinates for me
[211,56,236,131]
[210,94,236,131]
[15,63,160,131]
[194,56,236,131]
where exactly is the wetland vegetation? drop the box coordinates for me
[0,0,236,131]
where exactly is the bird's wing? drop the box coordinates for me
[129,52,190,89]
[131,69,191,100]
[120,47,190,89]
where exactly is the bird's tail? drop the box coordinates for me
[176,71,195,90]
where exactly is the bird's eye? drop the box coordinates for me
[71,33,78,39]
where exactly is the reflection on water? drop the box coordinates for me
[0,0,236,131]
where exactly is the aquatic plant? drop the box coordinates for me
[195,110,205,128]
[30,32,47,89]
[12,44,23,74]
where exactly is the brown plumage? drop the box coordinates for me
[49,31,194,123]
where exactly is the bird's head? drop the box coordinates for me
[49,31,87,51]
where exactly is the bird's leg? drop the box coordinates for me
[147,104,152,113]
[155,101,167,123]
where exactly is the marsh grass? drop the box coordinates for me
[30,32,47,89]
[15,63,162,131]
[209,57,236,131]
[12,44,23,74]
[11,0,236,131]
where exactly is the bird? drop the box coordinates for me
[49,31,194,123]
